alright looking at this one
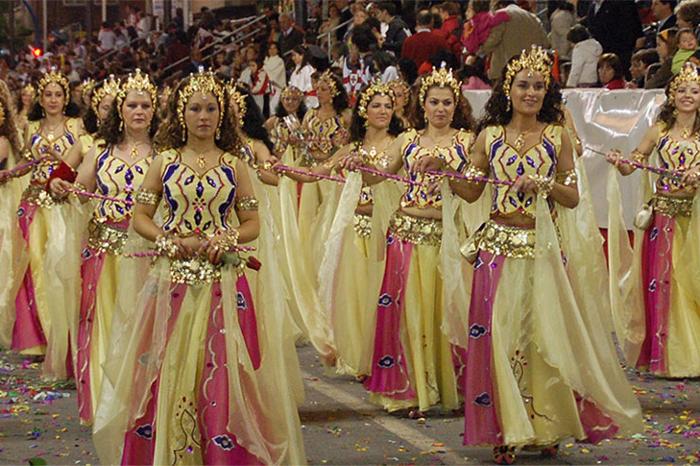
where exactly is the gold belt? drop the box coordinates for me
[478,221,536,259]
[87,219,128,254]
[388,211,442,246]
[353,213,371,238]
[169,255,245,286]
[652,195,694,218]
[21,184,56,208]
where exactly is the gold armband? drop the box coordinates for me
[531,174,554,198]
[235,196,259,211]
[135,189,161,206]
[155,234,178,259]
[555,169,578,187]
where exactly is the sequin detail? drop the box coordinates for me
[86,219,128,254]
[651,194,694,218]
[353,213,371,238]
[388,211,442,246]
[478,221,536,259]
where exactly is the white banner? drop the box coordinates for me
[463,89,667,228]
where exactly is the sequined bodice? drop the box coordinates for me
[237,138,258,168]
[487,125,560,218]
[160,149,238,237]
[94,147,152,223]
[271,118,293,155]
[400,129,472,209]
[26,118,81,185]
[655,126,700,193]
[301,108,347,163]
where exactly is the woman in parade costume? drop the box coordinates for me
[92,70,305,466]
[0,90,27,349]
[342,66,475,415]
[234,82,336,366]
[290,70,350,277]
[606,62,700,378]
[388,79,412,129]
[449,46,642,464]
[264,86,307,159]
[77,76,121,166]
[48,69,158,425]
[2,70,87,380]
[16,83,35,137]
[279,80,404,377]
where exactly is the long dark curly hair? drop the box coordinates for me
[0,93,23,156]
[311,70,349,114]
[154,74,239,152]
[412,78,476,132]
[97,93,160,146]
[234,84,274,152]
[657,78,700,135]
[349,84,404,143]
[477,54,564,133]
[274,97,307,120]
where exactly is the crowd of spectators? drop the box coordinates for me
[3,0,700,119]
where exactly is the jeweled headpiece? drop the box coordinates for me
[37,68,71,110]
[388,79,410,98]
[22,83,37,100]
[503,45,552,102]
[315,69,339,98]
[81,78,95,97]
[116,68,157,111]
[357,79,394,119]
[0,100,6,127]
[90,74,121,117]
[227,83,247,123]
[419,65,461,108]
[669,62,700,97]
[176,67,226,141]
[281,86,304,100]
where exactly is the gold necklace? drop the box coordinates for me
[43,120,63,141]
[512,129,530,152]
[196,152,207,169]
[681,125,693,139]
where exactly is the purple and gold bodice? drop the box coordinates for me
[487,124,561,218]
[301,108,347,164]
[160,149,238,238]
[400,129,472,210]
[22,118,82,207]
[94,147,152,224]
[655,124,700,194]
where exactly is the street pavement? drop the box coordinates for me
[1,345,699,465]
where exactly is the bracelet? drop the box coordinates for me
[155,234,179,259]
[135,189,161,206]
[631,150,646,164]
[211,229,239,253]
[235,195,259,211]
[531,174,554,198]
[555,169,577,187]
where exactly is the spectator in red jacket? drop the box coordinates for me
[401,10,448,69]
[598,53,627,89]
[435,1,463,56]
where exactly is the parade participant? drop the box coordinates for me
[388,78,412,129]
[5,70,86,380]
[48,69,157,425]
[342,66,475,415]
[82,75,120,137]
[92,70,305,466]
[16,83,35,137]
[450,46,642,464]
[264,86,307,158]
[607,62,700,378]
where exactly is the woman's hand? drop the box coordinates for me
[49,178,73,198]
[0,170,10,184]
[605,149,624,167]
[172,236,204,260]
[411,156,444,174]
[682,165,700,187]
[339,152,365,172]
[513,175,538,194]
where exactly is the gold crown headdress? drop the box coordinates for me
[22,83,37,100]
[81,78,95,96]
[669,62,700,97]
[37,67,70,110]
[176,67,226,141]
[227,83,247,124]
[116,68,157,111]
[281,86,304,100]
[90,74,121,117]
[0,100,5,127]
[388,79,410,97]
[503,45,552,103]
[418,65,461,108]
[357,79,394,119]
[315,69,339,98]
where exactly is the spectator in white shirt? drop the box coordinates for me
[289,46,317,108]
[97,22,116,52]
[566,24,603,87]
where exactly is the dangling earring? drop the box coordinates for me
[215,126,221,141]
[506,97,511,113]
[424,113,429,123]
[119,119,124,132]
[181,127,187,143]
[673,107,679,117]
[40,106,45,118]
